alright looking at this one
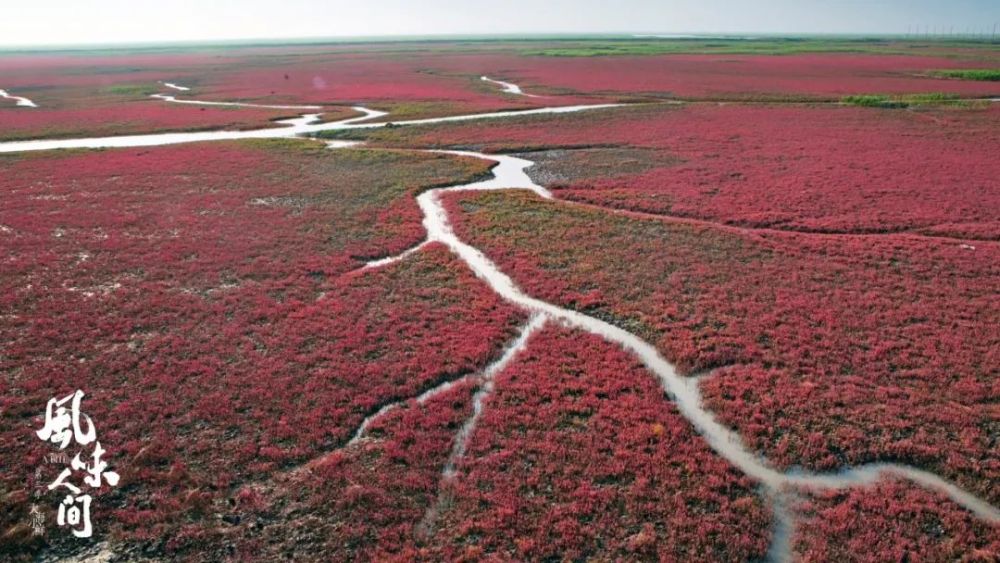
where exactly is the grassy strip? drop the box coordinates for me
[841,92,963,108]
[102,83,162,97]
[930,68,1000,81]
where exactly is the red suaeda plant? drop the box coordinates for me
[442,189,999,508]
[229,325,773,561]
[465,53,1000,100]
[430,325,771,561]
[792,478,1000,561]
[0,140,522,558]
[199,49,1000,105]
[227,378,481,561]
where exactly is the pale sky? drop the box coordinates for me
[2,0,999,47]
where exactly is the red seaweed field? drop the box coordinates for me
[1,35,998,561]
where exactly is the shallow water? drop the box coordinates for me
[481,75,539,97]
[0,88,37,107]
[363,241,428,269]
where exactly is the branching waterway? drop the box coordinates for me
[3,84,996,561]
[352,146,1000,560]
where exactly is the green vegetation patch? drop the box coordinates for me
[841,92,962,108]
[929,69,1000,81]
[102,83,161,97]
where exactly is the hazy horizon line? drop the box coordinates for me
[3,30,998,52]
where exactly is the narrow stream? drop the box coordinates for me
[441,313,548,477]
[481,76,539,97]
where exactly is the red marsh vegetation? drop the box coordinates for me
[0,142,523,558]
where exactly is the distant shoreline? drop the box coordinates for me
[2,33,998,54]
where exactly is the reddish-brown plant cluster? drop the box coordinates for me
[792,479,999,561]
